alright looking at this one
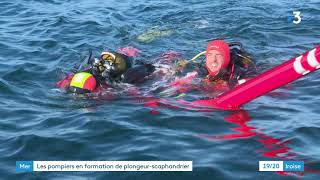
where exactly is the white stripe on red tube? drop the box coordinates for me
[293,47,320,75]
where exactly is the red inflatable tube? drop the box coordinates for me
[193,46,320,110]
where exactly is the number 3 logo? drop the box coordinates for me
[293,11,301,24]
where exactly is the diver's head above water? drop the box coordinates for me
[66,50,156,94]
[205,40,230,77]
[68,51,132,94]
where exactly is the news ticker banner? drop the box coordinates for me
[16,161,192,172]
[16,160,303,172]
[259,161,304,172]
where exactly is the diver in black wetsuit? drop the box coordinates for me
[68,50,155,94]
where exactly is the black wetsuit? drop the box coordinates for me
[122,63,155,84]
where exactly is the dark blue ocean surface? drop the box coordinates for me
[1,0,320,179]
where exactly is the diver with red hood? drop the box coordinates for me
[204,39,255,84]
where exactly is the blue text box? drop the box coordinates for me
[16,161,33,172]
[283,161,304,171]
